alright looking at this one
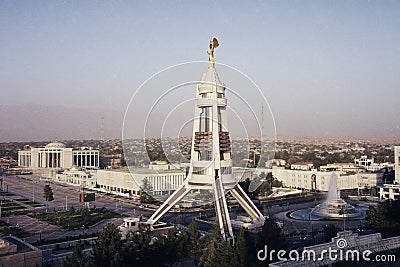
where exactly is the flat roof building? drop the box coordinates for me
[395,146,400,184]
[0,236,42,267]
[18,142,99,170]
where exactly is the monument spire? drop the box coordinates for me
[147,38,265,241]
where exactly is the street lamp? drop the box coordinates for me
[82,224,85,235]
[32,181,37,203]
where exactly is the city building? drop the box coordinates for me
[379,184,400,200]
[290,162,314,171]
[377,146,400,200]
[53,164,255,199]
[354,155,374,167]
[95,168,185,196]
[148,161,174,171]
[354,155,391,172]
[266,159,286,168]
[0,236,42,267]
[319,163,363,173]
[272,167,382,192]
[18,142,99,169]
[395,146,400,184]
[55,166,96,188]
[233,167,256,182]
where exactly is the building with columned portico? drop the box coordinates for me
[18,142,99,169]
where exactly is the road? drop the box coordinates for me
[0,174,369,244]
[1,174,152,216]
[0,174,154,242]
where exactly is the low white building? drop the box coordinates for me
[148,161,174,171]
[272,167,382,192]
[354,155,391,172]
[319,163,363,173]
[95,168,185,196]
[354,155,374,167]
[290,162,313,171]
[55,166,96,188]
[395,146,400,184]
[18,142,99,169]
[379,184,400,200]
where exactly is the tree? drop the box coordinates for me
[139,177,155,204]
[257,218,286,264]
[64,242,94,267]
[366,200,400,237]
[43,184,54,212]
[235,227,250,267]
[272,179,283,188]
[322,224,341,242]
[203,225,237,267]
[80,207,90,224]
[68,205,76,216]
[121,224,154,266]
[92,223,122,267]
[187,223,202,265]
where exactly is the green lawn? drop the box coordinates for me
[0,220,11,227]
[0,199,25,211]
[31,207,122,230]
[17,199,45,207]
[1,226,29,238]
[0,191,15,197]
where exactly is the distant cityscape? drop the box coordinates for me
[1,1,399,265]
[0,136,400,265]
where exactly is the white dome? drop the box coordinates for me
[46,142,66,148]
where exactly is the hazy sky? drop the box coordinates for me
[0,1,399,142]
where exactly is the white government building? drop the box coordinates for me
[55,166,187,197]
[17,143,396,200]
[271,167,383,192]
[379,146,400,200]
[18,142,99,169]
[395,146,400,184]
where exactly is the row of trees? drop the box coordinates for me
[366,199,400,237]
[239,172,283,199]
[65,218,287,267]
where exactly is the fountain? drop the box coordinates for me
[289,172,363,221]
[311,172,361,219]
